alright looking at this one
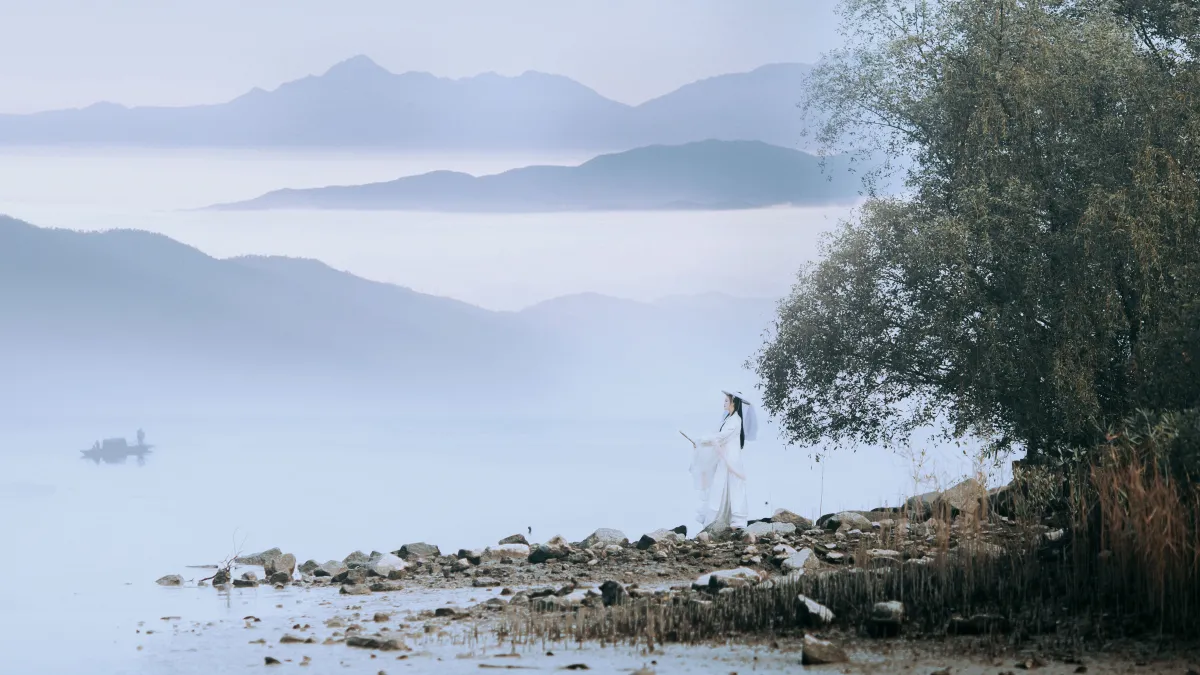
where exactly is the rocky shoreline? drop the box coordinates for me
[153,478,1127,665]
[152,477,1200,672]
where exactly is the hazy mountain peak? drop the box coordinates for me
[0,58,817,150]
[323,54,392,78]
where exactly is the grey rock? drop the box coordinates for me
[268,571,291,585]
[333,568,369,585]
[346,634,408,651]
[599,580,627,606]
[636,529,680,550]
[233,577,259,588]
[367,553,408,578]
[903,491,940,520]
[947,613,1011,635]
[581,528,628,548]
[869,600,905,637]
[457,548,483,565]
[369,580,405,593]
[483,544,530,561]
[298,559,320,575]
[235,548,282,566]
[499,534,529,546]
[934,478,986,520]
[822,511,873,532]
[746,521,797,537]
[780,548,819,574]
[343,550,369,567]
[313,560,347,578]
[472,577,500,587]
[394,543,441,560]
[264,553,296,578]
[798,594,835,626]
[693,567,761,590]
[801,634,848,665]
[339,584,372,596]
[155,574,184,587]
[771,509,814,529]
[671,525,688,536]
[528,543,569,564]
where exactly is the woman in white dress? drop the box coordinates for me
[684,390,758,532]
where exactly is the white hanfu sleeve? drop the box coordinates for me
[693,420,740,449]
[688,416,742,490]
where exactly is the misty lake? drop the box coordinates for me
[0,149,993,673]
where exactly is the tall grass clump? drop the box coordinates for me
[1070,409,1200,634]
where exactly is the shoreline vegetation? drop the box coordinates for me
[166,433,1199,669]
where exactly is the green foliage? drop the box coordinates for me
[757,0,1200,459]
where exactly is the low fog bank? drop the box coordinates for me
[0,216,773,428]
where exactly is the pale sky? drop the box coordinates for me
[0,0,841,114]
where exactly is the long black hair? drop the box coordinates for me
[726,395,745,449]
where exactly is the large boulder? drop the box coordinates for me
[798,594,835,626]
[457,549,484,565]
[933,478,987,520]
[869,600,905,637]
[333,568,369,585]
[780,548,820,575]
[903,491,940,520]
[801,634,848,665]
[599,580,628,607]
[771,509,814,529]
[528,543,569,564]
[313,560,347,578]
[393,543,441,560]
[693,567,763,591]
[746,521,797,537]
[581,528,628,549]
[637,529,681,550]
[820,511,873,532]
[343,551,370,567]
[367,553,408,577]
[235,548,282,567]
[264,553,296,578]
[484,544,531,562]
[499,534,529,546]
[298,559,320,575]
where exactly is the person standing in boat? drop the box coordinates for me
[681,390,758,532]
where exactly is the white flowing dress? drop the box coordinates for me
[689,412,749,531]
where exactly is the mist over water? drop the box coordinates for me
[0,149,989,673]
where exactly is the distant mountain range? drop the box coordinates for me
[0,216,775,418]
[208,140,864,212]
[0,57,814,152]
